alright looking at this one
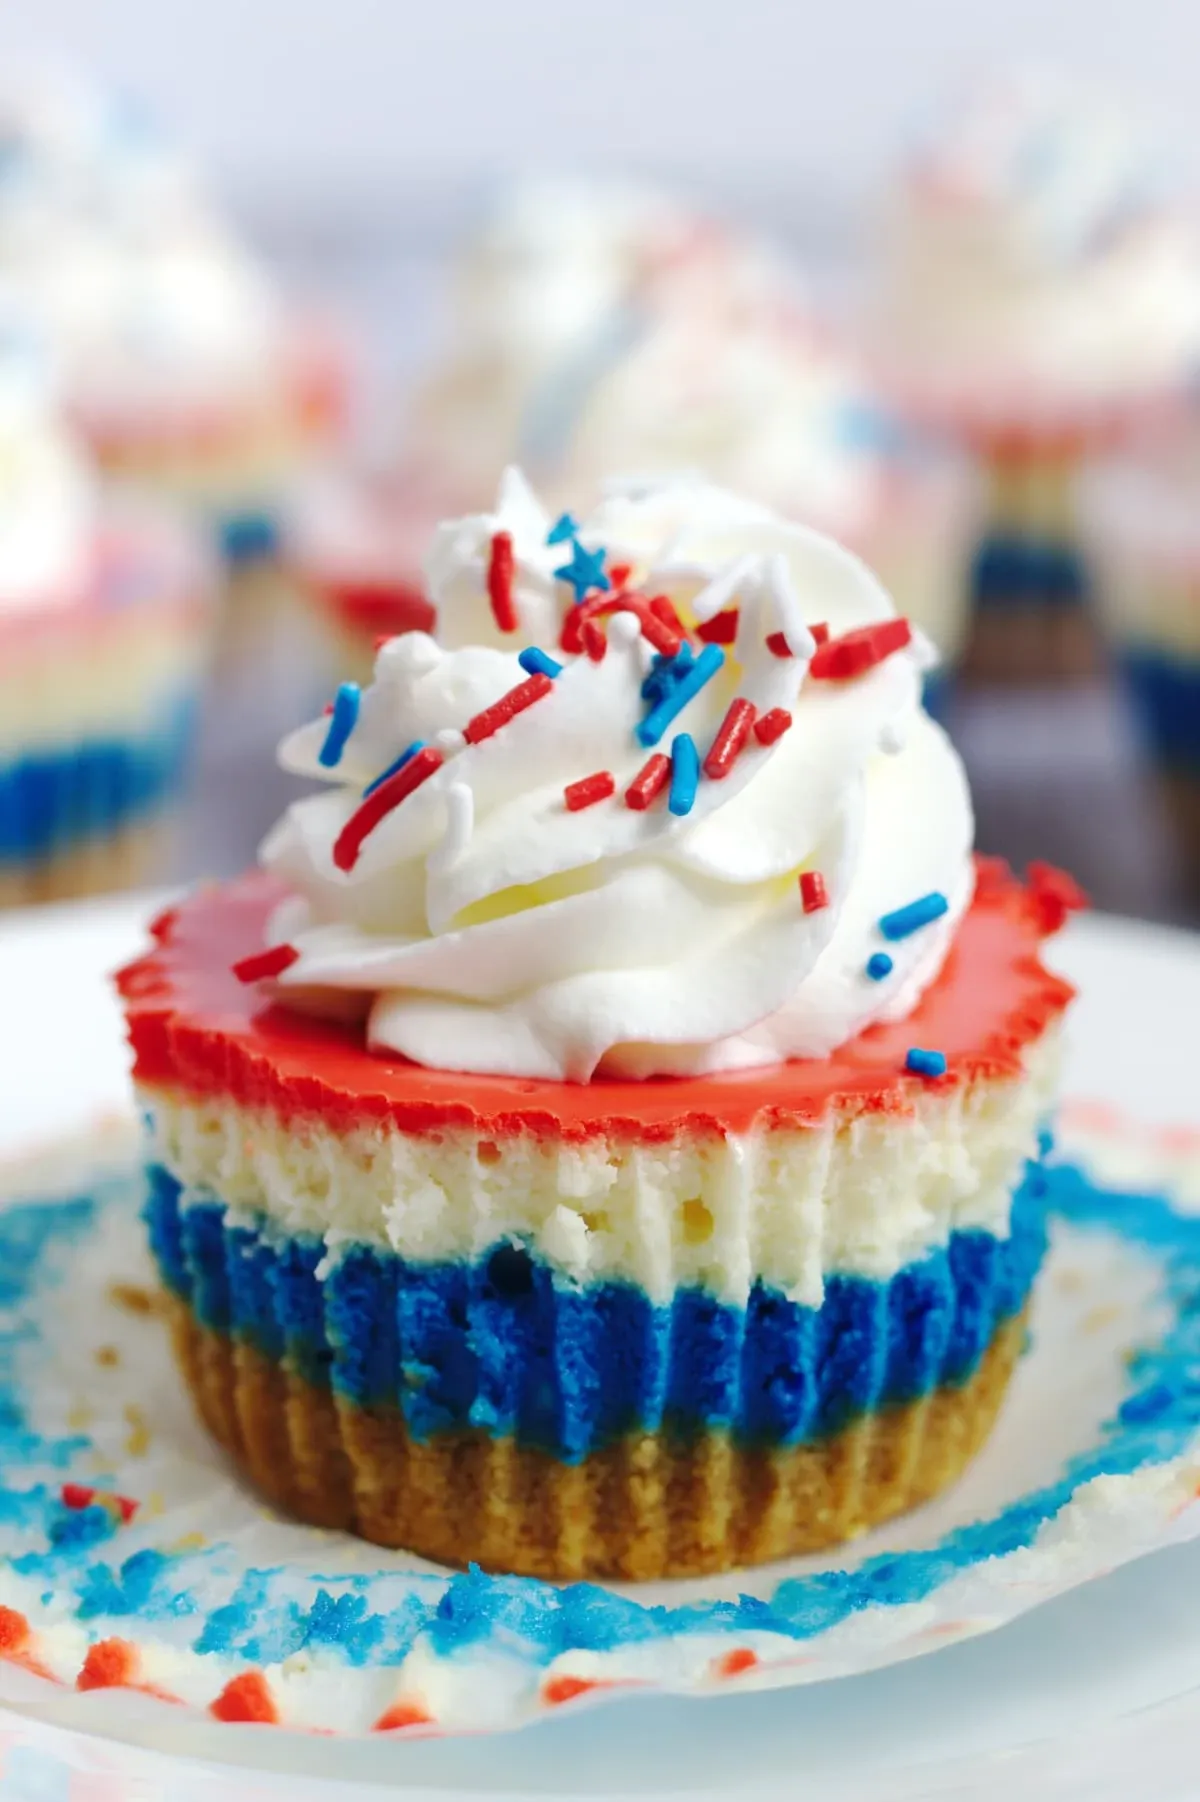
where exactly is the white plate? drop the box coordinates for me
[1,895,1200,1799]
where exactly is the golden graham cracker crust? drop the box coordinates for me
[165,1295,1027,1581]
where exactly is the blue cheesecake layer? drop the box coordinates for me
[971,534,1089,610]
[1119,648,1200,774]
[921,670,954,725]
[146,1159,1049,1461]
[216,510,281,567]
[0,693,199,865]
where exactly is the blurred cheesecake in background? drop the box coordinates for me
[1082,417,1200,902]
[868,68,1200,686]
[0,66,349,640]
[292,178,973,705]
[0,297,213,905]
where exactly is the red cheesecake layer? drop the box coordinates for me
[116,857,1082,1143]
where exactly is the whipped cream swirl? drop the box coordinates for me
[259,474,973,1081]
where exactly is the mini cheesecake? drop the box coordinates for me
[118,858,1079,1579]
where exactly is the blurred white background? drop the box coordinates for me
[2,0,1198,228]
[2,0,1194,917]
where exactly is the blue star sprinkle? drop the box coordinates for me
[553,538,610,603]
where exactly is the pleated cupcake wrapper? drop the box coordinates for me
[146,1161,1048,1579]
[0,693,200,894]
[5,1122,1200,1735]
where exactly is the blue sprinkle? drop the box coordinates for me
[318,683,360,769]
[879,891,949,941]
[554,539,610,603]
[518,646,563,680]
[641,643,694,704]
[866,952,894,982]
[637,644,725,748]
[362,741,422,797]
[546,512,579,546]
[668,734,700,817]
[906,1048,947,1079]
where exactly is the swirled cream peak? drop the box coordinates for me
[0,303,94,609]
[255,475,973,1082]
[878,70,1200,398]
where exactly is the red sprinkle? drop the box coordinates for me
[703,698,757,779]
[565,772,616,812]
[800,871,829,913]
[332,746,444,872]
[464,672,553,746]
[637,596,685,655]
[582,617,608,661]
[767,621,828,657]
[809,617,911,681]
[561,590,682,658]
[696,610,739,645]
[649,594,687,637]
[624,753,671,810]
[231,943,300,985]
[78,1638,139,1692]
[211,1670,280,1725]
[753,707,793,745]
[62,1483,140,1521]
[486,530,518,633]
[608,563,632,588]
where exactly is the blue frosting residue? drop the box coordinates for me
[144,1161,1048,1458]
[0,692,199,864]
[1119,648,1200,775]
[971,533,1089,610]
[4,1156,1200,1677]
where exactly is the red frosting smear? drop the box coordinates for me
[116,858,1081,1144]
[211,1670,280,1725]
[76,1638,179,1703]
[374,1699,435,1732]
[0,1607,56,1682]
[715,1647,759,1679]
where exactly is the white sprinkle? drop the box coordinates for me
[879,719,907,755]
[607,610,643,647]
[689,554,759,623]
[764,553,816,659]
